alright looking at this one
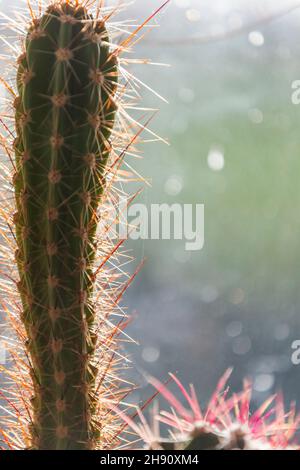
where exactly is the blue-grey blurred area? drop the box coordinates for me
[2,0,300,409]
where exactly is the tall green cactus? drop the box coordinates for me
[13,1,118,450]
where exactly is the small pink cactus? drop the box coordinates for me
[113,369,300,450]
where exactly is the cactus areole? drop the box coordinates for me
[13,2,118,450]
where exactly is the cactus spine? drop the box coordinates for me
[13,1,117,450]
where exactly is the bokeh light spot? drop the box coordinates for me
[207,147,225,171]
[248,31,265,47]
[164,175,183,196]
[142,346,160,363]
[186,9,201,22]
[254,374,275,393]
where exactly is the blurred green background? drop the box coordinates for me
[118,0,300,406]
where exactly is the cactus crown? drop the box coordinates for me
[116,371,300,451]
[0,0,165,450]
